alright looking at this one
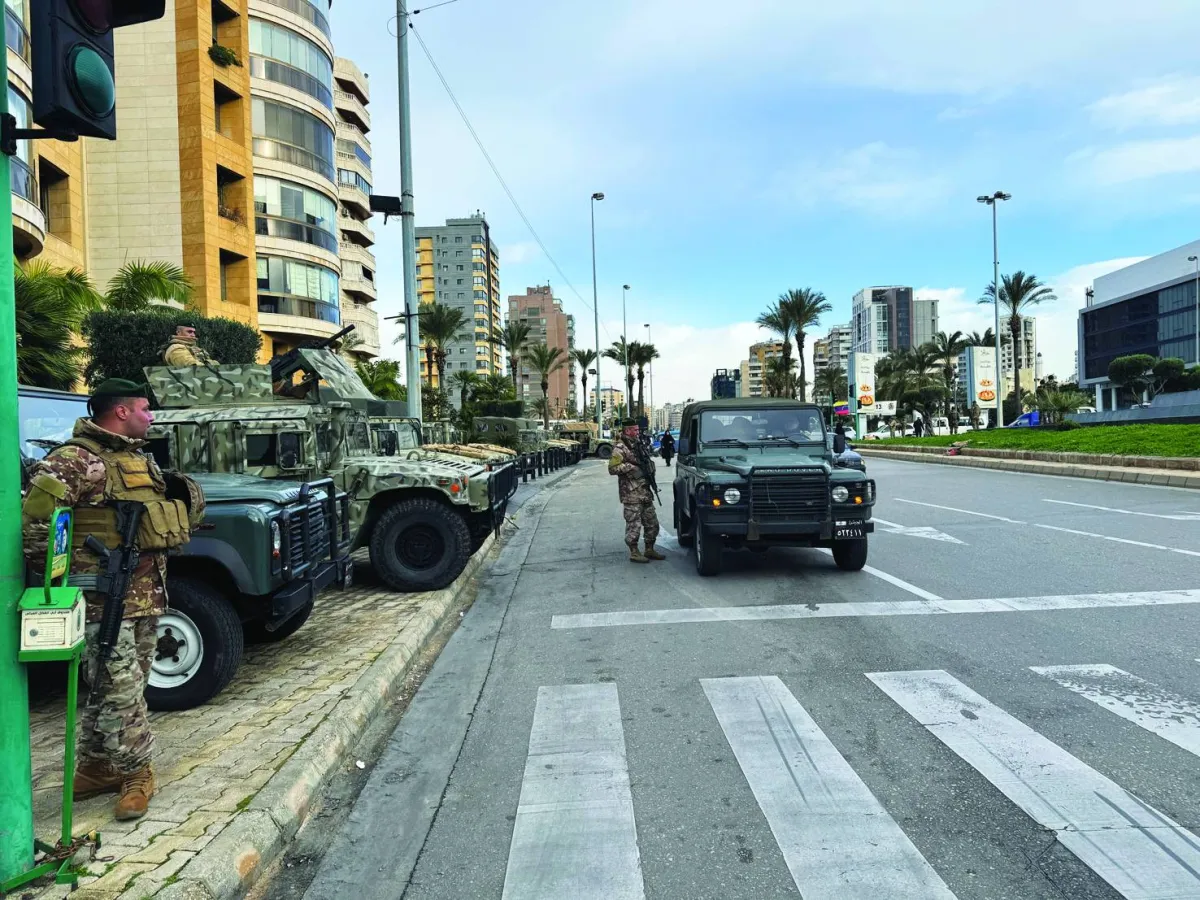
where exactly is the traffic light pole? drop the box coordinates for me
[0,44,36,884]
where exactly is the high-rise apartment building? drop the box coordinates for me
[1000,317,1037,377]
[852,287,938,354]
[589,386,625,420]
[6,0,379,360]
[507,285,575,416]
[416,213,502,388]
[825,323,853,373]
[711,368,740,399]
[745,340,784,397]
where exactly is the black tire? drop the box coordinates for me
[596,444,613,460]
[467,513,493,552]
[146,577,243,712]
[832,538,869,572]
[243,599,314,644]
[369,496,472,592]
[695,519,722,576]
[676,499,695,548]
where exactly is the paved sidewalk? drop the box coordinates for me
[860,446,1200,488]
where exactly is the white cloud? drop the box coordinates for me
[500,241,542,265]
[1071,135,1200,184]
[1088,76,1200,130]
[773,143,952,215]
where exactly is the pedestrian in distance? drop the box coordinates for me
[161,322,217,366]
[22,379,205,820]
[913,417,924,438]
[608,418,665,563]
[659,430,676,467]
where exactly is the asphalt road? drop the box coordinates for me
[268,457,1200,900]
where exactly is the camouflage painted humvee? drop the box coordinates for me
[143,349,508,593]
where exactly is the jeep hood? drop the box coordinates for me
[190,472,319,504]
[697,446,832,477]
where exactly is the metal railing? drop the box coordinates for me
[258,294,341,324]
[256,213,339,254]
[252,137,335,182]
[249,55,333,109]
[256,0,331,40]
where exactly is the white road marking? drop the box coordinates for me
[549,589,1200,629]
[1031,664,1200,759]
[1042,499,1200,521]
[502,684,645,900]
[892,499,1025,524]
[813,549,945,600]
[869,669,1200,899]
[1032,523,1200,558]
[702,676,956,899]
[872,518,967,544]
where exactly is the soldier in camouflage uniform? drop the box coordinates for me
[162,323,217,366]
[608,418,666,563]
[22,379,204,821]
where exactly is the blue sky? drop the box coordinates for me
[330,0,1200,404]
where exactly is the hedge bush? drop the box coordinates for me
[83,308,261,385]
[478,400,525,418]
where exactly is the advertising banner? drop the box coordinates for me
[850,352,877,413]
[971,346,998,409]
[874,400,897,416]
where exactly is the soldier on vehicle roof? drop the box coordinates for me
[21,379,205,821]
[162,322,218,367]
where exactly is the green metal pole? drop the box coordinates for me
[0,42,35,882]
[62,653,79,846]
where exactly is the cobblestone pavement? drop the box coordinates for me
[25,552,441,900]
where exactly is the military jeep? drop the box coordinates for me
[142,349,506,593]
[673,399,875,576]
[556,422,614,459]
[18,385,352,710]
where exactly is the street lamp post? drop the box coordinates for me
[644,323,653,424]
[977,191,1011,427]
[1189,255,1199,369]
[590,192,604,430]
[622,284,631,408]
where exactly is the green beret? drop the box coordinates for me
[90,379,149,400]
[620,418,638,427]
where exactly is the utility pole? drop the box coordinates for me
[0,44,34,883]
[1190,255,1199,370]
[644,322,653,423]
[590,192,604,430]
[978,191,1010,427]
[396,0,422,421]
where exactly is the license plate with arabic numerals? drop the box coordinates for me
[834,520,866,540]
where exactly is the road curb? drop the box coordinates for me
[155,532,498,900]
[860,448,1200,489]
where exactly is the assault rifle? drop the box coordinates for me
[631,439,661,506]
[83,500,146,706]
[269,324,356,384]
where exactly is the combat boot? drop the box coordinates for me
[114,766,155,821]
[628,545,648,563]
[643,543,666,561]
[73,760,123,799]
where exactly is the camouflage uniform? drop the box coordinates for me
[162,336,216,367]
[22,418,191,775]
[609,435,660,552]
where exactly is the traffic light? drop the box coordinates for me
[31,0,166,140]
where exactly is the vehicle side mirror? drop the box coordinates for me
[677,436,690,455]
[279,433,301,469]
[833,434,847,454]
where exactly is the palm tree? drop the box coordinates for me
[980,271,1057,406]
[570,347,597,420]
[966,328,1011,349]
[471,372,515,406]
[813,364,847,405]
[449,370,481,411]
[103,260,193,311]
[763,355,795,398]
[630,342,659,417]
[602,338,637,402]
[756,301,796,395]
[927,330,969,405]
[489,320,533,393]
[779,288,832,402]
[522,343,567,428]
[15,262,103,389]
[354,359,406,401]
[417,302,465,388]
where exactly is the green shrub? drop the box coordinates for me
[83,308,261,385]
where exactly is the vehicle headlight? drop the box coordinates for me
[831,485,850,503]
[866,482,875,503]
[723,488,741,504]
[271,520,282,558]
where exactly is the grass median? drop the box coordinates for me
[867,424,1200,458]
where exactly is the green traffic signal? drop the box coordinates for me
[68,45,115,117]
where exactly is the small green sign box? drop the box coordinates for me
[18,507,85,662]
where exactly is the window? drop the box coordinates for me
[38,158,69,237]
[254,175,338,252]
[475,304,488,314]
[472,248,484,259]
[252,97,335,180]
[459,348,467,354]
[454,236,463,243]
[456,292,464,299]
[245,434,280,467]
[476,360,488,370]
[456,264,464,271]
[256,255,340,323]
[456,278,464,285]
[249,19,334,107]
[473,276,485,286]
[337,168,372,194]
[455,250,463,258]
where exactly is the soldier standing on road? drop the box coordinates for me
[162,323,217,366]
[609,418,665,563]
[21,379,204,821]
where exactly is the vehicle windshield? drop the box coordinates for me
[699,409,826,444]
[19,392,87,460]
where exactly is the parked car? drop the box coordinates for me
[1006,411,1041,428]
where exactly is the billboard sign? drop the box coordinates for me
[971,346,998,409]
[850,352,877,413]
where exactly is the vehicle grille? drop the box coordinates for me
[283,498,331,577]
[750,473,828,523]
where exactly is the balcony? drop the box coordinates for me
[334,89,370,132]
[255,0,331,41]
[10,156,44,259]
[253,137,335,183]
[339,240,375,271]
[339,214,374,247]
[257,294,341,324]
[337,180,370,218]
[341,268,377,302]
[250,55,333,109]
[258,211,339,254]
[336,121,371,158]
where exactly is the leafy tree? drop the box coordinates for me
[813,364,847,404]
[448,369,481,411]
[103,260,194,311]
[416,302,465,388]
[629,342,659,416]
[15,262,102,389]
[522,343,567,428]
[1034,388,1092,425]
[84,308,260,385]
[1152,357,1186,396]
[1107,354,1157,399]
[980,271,1056,407]
[779,288,831,402]
[756,301,796,396]
[354,359,407,401]
[489,320,533,393]
[571,347,597,420]
[421,384,452,421]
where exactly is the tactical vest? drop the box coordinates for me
[62,436,191,552]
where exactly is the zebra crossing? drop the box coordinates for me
[502,664,1200,899]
